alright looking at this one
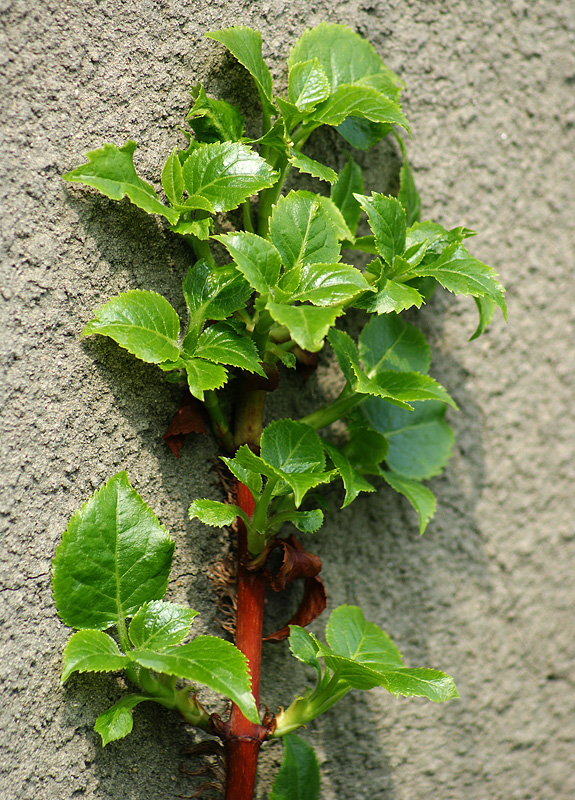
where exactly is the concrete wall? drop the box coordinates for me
[2,1,574,798]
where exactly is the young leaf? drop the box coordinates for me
[362,399,454,480]
[355,193,407,267]
[289,149,338,185]
[270,734,321,800]
[270,509,324,534]
[326,605,404,672]
[206,27,275,113]
[220,456,263,500]
[189,498,243,527]
[128,601,198,651]
[161,147,184,205]
[288,626,322,674]
[378,667,459,702]
[186,84,244,143]
[266,301,343,353]
[63,141,179,225]
[261,420,326,474]
[169,217,213,239]
[94,695,152,746]
[61,630,129,683]
[381,472,436,535]
[311,85,409,132]
[331,156,363,236]
[354,277,424,315]
[182,357,228,401]
[288,59,330,111]
[193,321,265,376]
[82,290,181,364]
[470,296,496,340]
[212,232,282,294]
[182,260,252,331]
[181,142,278,213]
[269,191,341,271]
[322,440,375,508]
[52,472,174,631]
[395,134,421,227]
[292,263,373,307]
[358,313,431,375]
[132,636,260,724]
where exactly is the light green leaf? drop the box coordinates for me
[220,456,263,500]
[181,142,278,213]
[193,321,265,376]
[354,277,423,314]
[470,296,496,340]
[326,606,404,671]
[395,135,421,227]
[269,191,340,271]
[362,399,454,480]
[188,499,241,527]
[359,314,431,375]
[381,472,436,534]
[61,630,128,683]
[270,734,321,800]
[411,242,506,317]
[169,217,213,239]
[292,262,372,307]
[161,147,184,205]
[322,441,375,508]
[182,357,227,401]
[288,58,330,111]
[206,27,275,113]
[94,695,151,746]
[378,667,459,702]
[371,371,456,409]
[186,84,244,143]
[272,509,324,534]
[289,149,338,184]
[213,231,281,294]
[266,300,342,353]
[355,193,406,267]
[182,260,252,331]
[52,472,174,630]
[247,118,292,155]
[132,636,260,723]
[331,156,363,236]
[128,601,198,651]
[82,290,181,364]
[296,192,354,242]
[261,419,326,474]
[275,96,308,133]
[311,85,409,131]
[288,626,322,674]
[63,141,179,225]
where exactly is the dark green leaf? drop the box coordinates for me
[358,314,431,375]
[362,399,454,479]
[381,472,436,534]
[470,296,496,340]
[322,441,375,508]
[182,260,252,331]
[269,191,340,270]
[94,695,151,746]
[181,142,278,213]
[330,156,363,236]
[355,193,406,267]
[343,427,389,475]
[288,59,330,111]
[53,472,174,630]
[186,84,244,143]
[336,117,391,150]
[193,321,265,376]
[63,141,179,225]
[128,601,198,651]
[206,27,275,113]
[289,149,338,184]
[213,232,281,294]
[266,301,342,353]
[61,630,129,682]
[270,734,321,800]
[132,636,260,723]
[189,499,242,527]
[82,290,181,364]
[161,147,184,205]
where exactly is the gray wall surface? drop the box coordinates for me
[2,0,574,798]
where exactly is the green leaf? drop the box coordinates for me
[61,630,128,683]
[331,156,364,236]
[53,472,174,630]
[358,314,431,375]
[188,499,241,527]
[247,118,292,155]
[289,149,338,184]
[362,399,454,480]
[410,242,506,317]
[213,231,282,294]
[292,263,373,306]
[128,601,198,651]
[298,192,354,242]
[220,456,263,500]
[132,636,260,723]
[270,734,321,800]
[355,193,406,267]
[322,441,375,508]
[343,427,389,475]
[82,290,181,364]
[186,84,244,143]
[266,301,343,353]
[381,472,436,534]
[63,141,180,225]
[377,667,459,702]
[326,606,404,671]
[181,142,278,213]
[182,260,252,331]
[288,626,322,674]
[354,277,423,314]
[269,191,340,271]
[193,321,265,376]
[288,58,330,111]
[206,27,275,113]
[94,695,151,746]
[261,420,326,474]
[336,117,391,150]
[395,135,421,227]
[182,357,227,401]
[272,509,324,534]
[169,217,213,239]
[311,85,409,131]
[161,147,184,205]
[470,296,496,340]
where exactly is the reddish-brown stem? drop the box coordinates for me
[224,480,268,800]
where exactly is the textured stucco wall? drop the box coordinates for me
[2,1,575,798]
